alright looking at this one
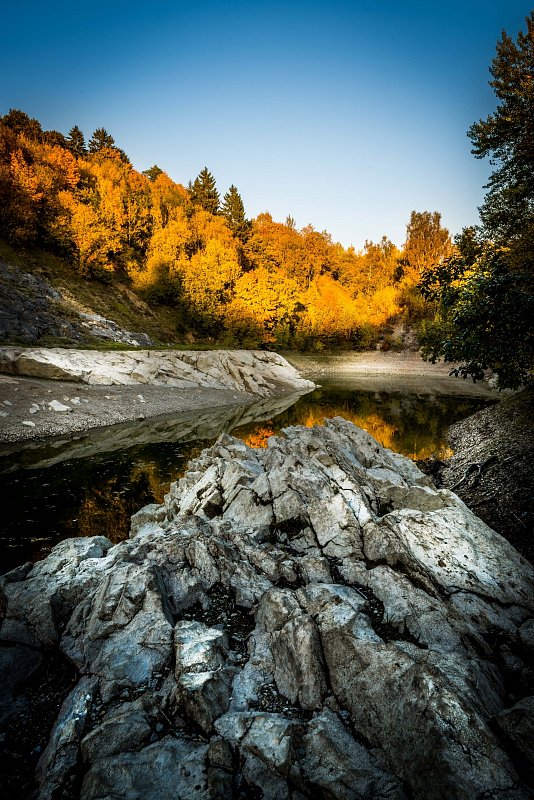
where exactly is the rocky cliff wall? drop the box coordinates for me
[1,419,533,798]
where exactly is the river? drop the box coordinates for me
[0,363,498,572]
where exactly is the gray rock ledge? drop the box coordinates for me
[1,418,533,799]
[0,347,315,396]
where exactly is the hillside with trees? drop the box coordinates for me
[0,109,453,351]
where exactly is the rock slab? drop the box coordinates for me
[0,347,315,397]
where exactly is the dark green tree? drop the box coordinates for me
[468,11,534,260]
[0,109,42,139]
[419,15,534,389]
[221,184,251,241]
[88,127,115,153]
[142,164,164,182]
[42,130,67,148]
[67,125,87,156]
[189,167,219,214]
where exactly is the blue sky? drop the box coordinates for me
[1,1,531,248]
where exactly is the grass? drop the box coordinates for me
[0,240,185,347]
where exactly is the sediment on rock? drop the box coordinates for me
[1,418,533,799]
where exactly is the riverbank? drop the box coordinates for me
[0,349,314,445]
[436,387,534,563]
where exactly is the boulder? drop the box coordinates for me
[2,418,533,798]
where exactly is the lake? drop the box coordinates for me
[0,368,497,573]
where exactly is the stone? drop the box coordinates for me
[493,696,534,771]
[80,737,210,800]
[48,400,71,412]
[36,677,98,800]
[5,418,534,799]
[0,346,315,396]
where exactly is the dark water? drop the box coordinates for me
[0,378,496,573]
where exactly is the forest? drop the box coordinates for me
[0,108,454,352]
[0,12,532,391]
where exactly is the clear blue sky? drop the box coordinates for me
[1,1,531,248]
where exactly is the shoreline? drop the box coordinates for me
[0,349,501,448]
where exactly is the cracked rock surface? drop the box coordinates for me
[1,418,533,799]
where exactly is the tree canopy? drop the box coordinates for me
[468,11,534,259]
[419,13,534,388]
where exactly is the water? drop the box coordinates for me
[0,374,496,572]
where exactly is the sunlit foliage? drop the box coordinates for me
[0,108,432,347]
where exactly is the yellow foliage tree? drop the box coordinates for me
[226,266,301,343]
[182,238,241,321]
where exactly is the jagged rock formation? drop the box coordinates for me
[1,419,533,799]
[0,347,314,397]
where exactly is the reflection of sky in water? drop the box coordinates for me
[0,383,495,572]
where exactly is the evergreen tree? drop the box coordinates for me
[189,167,219,214]
[143,164,164,182]
[468,11,534,258]
[221,185,251,241]
[419,14,534,389]
[67,125,87,156]
[1,108,42,139]
[88,127,115,153]
[42,130,67,148]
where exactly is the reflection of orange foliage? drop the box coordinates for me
[240,424,275,449]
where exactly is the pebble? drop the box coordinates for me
[21,420,36,427]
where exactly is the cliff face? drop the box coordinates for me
[2,419,533,799]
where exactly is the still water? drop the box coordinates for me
[0,375,496,572]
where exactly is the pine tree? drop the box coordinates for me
[143,164,164,182]
[221,185,251,241]
[189,167,219,214]
[468,11,534,258]
[88,127,115,153]
[67,125,87,156]
[1,109,42,139]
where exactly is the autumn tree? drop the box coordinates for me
[226,267,301,345]
[403,211,454,280]
[221,185,251,242]
[1,109,42,139]
[189,167,219,214]
[67,125,87,156]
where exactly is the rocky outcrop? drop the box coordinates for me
[0,259,152,346]
[0,347,314,397]
[1,419,533,798]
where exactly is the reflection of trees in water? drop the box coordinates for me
[233,389,490,460]
[75,470,154,543]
